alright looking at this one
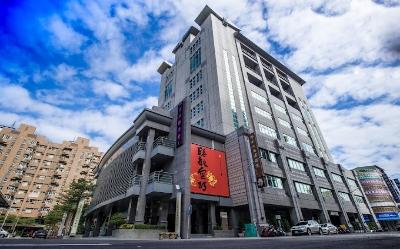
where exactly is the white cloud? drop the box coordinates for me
[306,66,400,107]
[47,15,86,51]
[314,103,400,176]
[0,82,157,152]
[265,0,400,71]
[92,80,129,100]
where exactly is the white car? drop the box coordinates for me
[291,220,322,236]
[321,223,338,235]
[0,228,9,238]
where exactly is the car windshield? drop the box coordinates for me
[295,222,308,226]
[321,224,327,227]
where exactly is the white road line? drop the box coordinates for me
[0,244,111,247]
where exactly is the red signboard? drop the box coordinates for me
[190,144,229,197]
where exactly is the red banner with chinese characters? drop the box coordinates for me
[190,144,229,197]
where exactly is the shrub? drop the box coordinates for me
[110,213,126,228]
[119,223,134,229]
[134,224,166,230]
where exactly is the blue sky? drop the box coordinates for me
[0,0,399,178]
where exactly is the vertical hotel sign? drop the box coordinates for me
[176,101,184,147]
[190,144,229,197]
[248,133,265,188]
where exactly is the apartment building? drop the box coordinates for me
[0,124,102,219]
[85,6,376,238]
[353,166,400,231]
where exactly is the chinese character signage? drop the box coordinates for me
[190,144,229,197]
[176,101,184,147]
[248,133,265,188]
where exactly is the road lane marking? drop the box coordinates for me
[0,244,111,247]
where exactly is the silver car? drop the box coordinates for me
[0,228,9,238]
[291,220,322,236]
[321,223,338,235]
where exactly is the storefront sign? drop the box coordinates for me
[375,212,400,221]
[248,133,265,188]
[190,144,229,197]
[176,101,184,147]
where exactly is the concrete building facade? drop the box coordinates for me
[353,166,400,231]
[85,6,377,238]
[0,124,102,220]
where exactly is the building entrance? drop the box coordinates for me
[191,201,211,234]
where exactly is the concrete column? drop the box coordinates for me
[135,128,156,223]
[126,197,136,223]
[92,213,103,237]
[230,209,239,236]
[83,216,93,237]
[209,202,217,234]
[159,199,169,228]
[277,144,303,224]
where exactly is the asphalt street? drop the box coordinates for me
[0,233,399,249]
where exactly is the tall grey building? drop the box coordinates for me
[85,6,377,238]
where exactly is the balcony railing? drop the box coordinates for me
[148,172,173,184]
[153,137,175,149]
[132,175,142,185]
[132,142,146,155]
[242,48,257,60]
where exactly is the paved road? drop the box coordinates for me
[0,233,399,249]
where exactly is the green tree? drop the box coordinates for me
[58,178,94,213]
[44,205,64,226]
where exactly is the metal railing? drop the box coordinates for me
[153,137,175,149]
[242,48,257,60]
[132,141,146,155]
[132,175,142,185]
[148,172,173,184]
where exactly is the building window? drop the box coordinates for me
[313,167,326,178]
[189,85,203,102]
[274,103,286,114]
[295,182,312,194]
[232,55,249,127]
[283,134,297,147]
[278,118,291,128]
[292,113,304,123]
[302,142,315,154]
[354,195,364,204]
[260,148,278,163]
[164,81,173,99]
[191,101,204,118]
[296,127,308,137]
[251,91,268,104]
[288,158,305,171]
[255,107,272,119]
[223,50,239,129]
[195,118,205,128]
[266,175,283,189]
[347,178,358,189]
[338,192,351,202]
[189,70,202,89]
[332,173,343,183]
[259,123,277,138]
[320,188,333,199]
[190,48,201,73]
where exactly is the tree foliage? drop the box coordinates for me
[58,178,94,213]
[44,205,64,226]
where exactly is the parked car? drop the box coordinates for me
[291,220,322,236]
[0,228,9,238]
[21,228,34,237]
[320,223,338,235]
[32,229,48,239]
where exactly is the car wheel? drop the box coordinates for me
[327,230,330,235]
[319,229,323,235]
[307,229,312,236]
[0,234,4,238]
